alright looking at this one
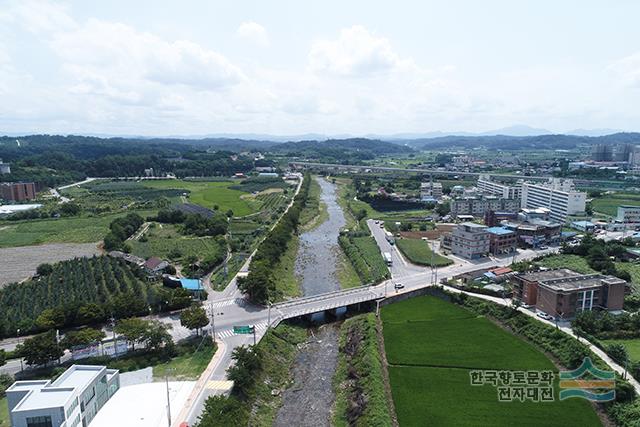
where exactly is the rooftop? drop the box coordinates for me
[517,269,626,292]
[460,222,487,229]
[486,226,514,235]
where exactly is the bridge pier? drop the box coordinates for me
[324,308,339,320]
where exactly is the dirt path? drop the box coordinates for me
[273,324,340,427]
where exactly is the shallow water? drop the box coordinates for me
[294,177,346,296]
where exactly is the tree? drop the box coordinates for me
[75,303,105,325]
[61,328,106,349]
[16,330,63,366]
[142,320,173,353]
[227,346,262,397]
[35,308,66,330]
[114,318,148,351]
[607,343,629,365]
[197,395,249,427]
[355,208,367,221]
[0,349,5,367]
[60,202,81,217]
[226,209,234,218]
[435,202,451,217]
[36,263,53,276]
[180,305,209,336]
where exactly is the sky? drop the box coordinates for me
[1,0,640,137]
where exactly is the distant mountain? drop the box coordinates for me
[566,128,623,137]
[271,138,413,162]
[399,132,640,151]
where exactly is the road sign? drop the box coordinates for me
[233,325,255,334]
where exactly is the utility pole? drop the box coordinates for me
[252,326,256,346]
[110,316,118,357]
[209,302,216,343]
[267,302,272,329]
[165,374,172,427]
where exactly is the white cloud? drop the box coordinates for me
[308,25,409,77]
[609,52,640,88]
[236,21,269,47]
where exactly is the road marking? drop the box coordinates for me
[209,298,244,309]
[205,380,234,392]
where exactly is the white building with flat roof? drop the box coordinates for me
[477,175,522,199]
[7,365,119,427]
[450,222,490,259]
[520,179,586,224]
[616,205,640,226]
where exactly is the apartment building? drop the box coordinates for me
[7,365,119,427]
[0,158,10,174]
[477,174,522,199]
[485,226,518,255]
[513,269,628,319]
[450,222,490,259]
[616,205,640,227]
[0,182,36,202]
[520,179,586,223]
[450,195,519,218]
[420,181,443,200]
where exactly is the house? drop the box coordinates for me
[7,365,119,427]
[108,251,145,268]
[144,257,169,275]
[513,268,628,319]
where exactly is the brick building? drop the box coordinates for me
[485,226,517,255]
[513,269,628,319]
[0,182,36,202]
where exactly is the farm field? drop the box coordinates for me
[592,193,640,217]
[382,296,601,427]
[0,209,155,248]
[0,242,100,286]
[143,180,258,216]
[601,338,640,363]
[0,398,7,427]
[395,237,453,267]
[129,224,223,261]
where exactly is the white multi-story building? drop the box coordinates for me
[616,205,640,226]
[520,179,586,223]
[477,175,522,199]
[450,222,490,259]
[450,196,520,218]
[7,365,119,427]
[420,182,443,200]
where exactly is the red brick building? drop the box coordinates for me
[0,182,36,202]
[513,269,628,319]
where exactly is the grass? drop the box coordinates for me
[336,248,362,289]
[332,314,393,427]
[153,337,217,380]
[272,235,301,300]
[382,296,601,427]
[0,210,153,248]
[395,237,453,267]
[0,398,7,427]
[247,324,308,426]
[613,262,640,292]
[601,338,640,363]
[592,193,640,217]
[299,177,325,229]
[143,180,258,216]
[129,223,223,261]
[352,236,390,282]
[538,254,596,274]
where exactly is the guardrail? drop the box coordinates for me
[273,284,380,309]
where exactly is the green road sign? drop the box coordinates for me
[233,325,255,334]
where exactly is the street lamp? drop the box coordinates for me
[209,302,216,343]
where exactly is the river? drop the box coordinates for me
[294,177,347,296]
[274,177,345,426]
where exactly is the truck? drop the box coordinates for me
[383,252,393,266]
[385,232,395,245]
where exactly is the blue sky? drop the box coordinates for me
[1,0,640,136]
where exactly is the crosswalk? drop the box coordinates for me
[205,380,234,392]
[209,298,245,309]
[215,321,270,340]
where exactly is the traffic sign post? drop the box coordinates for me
[233,325,256,345]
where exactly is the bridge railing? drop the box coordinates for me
[273,283,381,309]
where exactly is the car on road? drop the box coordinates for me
[394,283,405,290]
[537,312,553,321]
[374,220,379,224]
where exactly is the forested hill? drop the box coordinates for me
[271,138,413,163]
[397,132,640,150]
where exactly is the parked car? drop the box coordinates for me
[537,312,553,321]
[394,283,405,290]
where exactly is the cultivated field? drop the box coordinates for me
[0,242,100,286]
[592,193,640,217]
[143,180,258,216]
[382,296,601,426]
[129,224,223,261]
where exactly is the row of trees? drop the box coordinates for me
[154,208,230,237]
[237,174,311,304]
[103,213,145,251]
